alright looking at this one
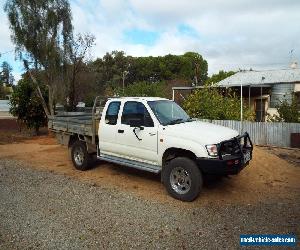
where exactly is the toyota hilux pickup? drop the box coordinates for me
[48,96,253,201]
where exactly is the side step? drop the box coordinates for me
[98,154,161,174]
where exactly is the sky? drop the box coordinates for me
[0,0,300,83]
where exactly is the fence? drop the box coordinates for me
[199,119,300,148]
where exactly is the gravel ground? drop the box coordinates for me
[0,159,299,249]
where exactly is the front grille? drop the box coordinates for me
[219,139,241,157]
[218,133,253,160]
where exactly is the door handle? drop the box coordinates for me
[118,129,124,133]
[133,127,142,141]
[149,132,156,136]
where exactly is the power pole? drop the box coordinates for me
[122,70,129,93]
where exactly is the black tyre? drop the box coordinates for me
[162,157,203,202]
[71,140,92,171]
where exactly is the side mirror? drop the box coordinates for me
[129,119,144,130]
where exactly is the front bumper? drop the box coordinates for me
[197,132,253,175]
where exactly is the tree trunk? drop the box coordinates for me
[24,60,50,117]
[48,85,55,115]
[34,126,39,136]
[67,65,77,111]
[28,71,50,117]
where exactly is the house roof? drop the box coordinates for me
[217,68,300,87]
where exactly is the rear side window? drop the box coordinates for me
[105,101,121,125]
[121,101,154,127]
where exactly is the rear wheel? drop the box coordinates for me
[162,157,203,201]
[71,141,92,171]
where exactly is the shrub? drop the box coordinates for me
[183,88,254,121]
[267,96,299,123]
[9,77,48,134]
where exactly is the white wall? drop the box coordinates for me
[294,83,300,92]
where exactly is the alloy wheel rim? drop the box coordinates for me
[170,167,191,194]
[74,147,84,165]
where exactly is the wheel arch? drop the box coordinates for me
[68,134,79,148]
[162,147,197,167]
[68,134,96,154]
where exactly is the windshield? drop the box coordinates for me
[148,100,191,125]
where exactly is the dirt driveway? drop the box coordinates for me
[0,132,299,249]
[0,135,299,207]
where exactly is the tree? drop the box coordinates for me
[205,70,235,86]
[5,0,73,115]
[64,33,95,111]
[0,62,14,98]
[0,61,14,86]
[92,52,208,91]
[116,81,167,98]
[181,52,208,85]
[9,75,48,134]
[183,87,254,121]
[0,85,4,99]
[92,51,131,93]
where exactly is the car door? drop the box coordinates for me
[116,101,158,164]
[99,101,121,155]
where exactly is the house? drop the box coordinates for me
[216,67,300,121]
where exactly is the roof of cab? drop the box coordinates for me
[107,97,169,101]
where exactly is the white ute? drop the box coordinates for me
[49,97,253,201]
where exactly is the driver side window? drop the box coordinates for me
[121,101,154,127]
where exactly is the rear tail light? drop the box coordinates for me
[227,160,234,166]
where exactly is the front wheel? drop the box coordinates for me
[162,157,203,202]
[71,140,92,171]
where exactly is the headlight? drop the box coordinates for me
[206,144,218,157]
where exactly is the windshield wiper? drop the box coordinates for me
[166,118,184,125]
[185,118,195,122]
